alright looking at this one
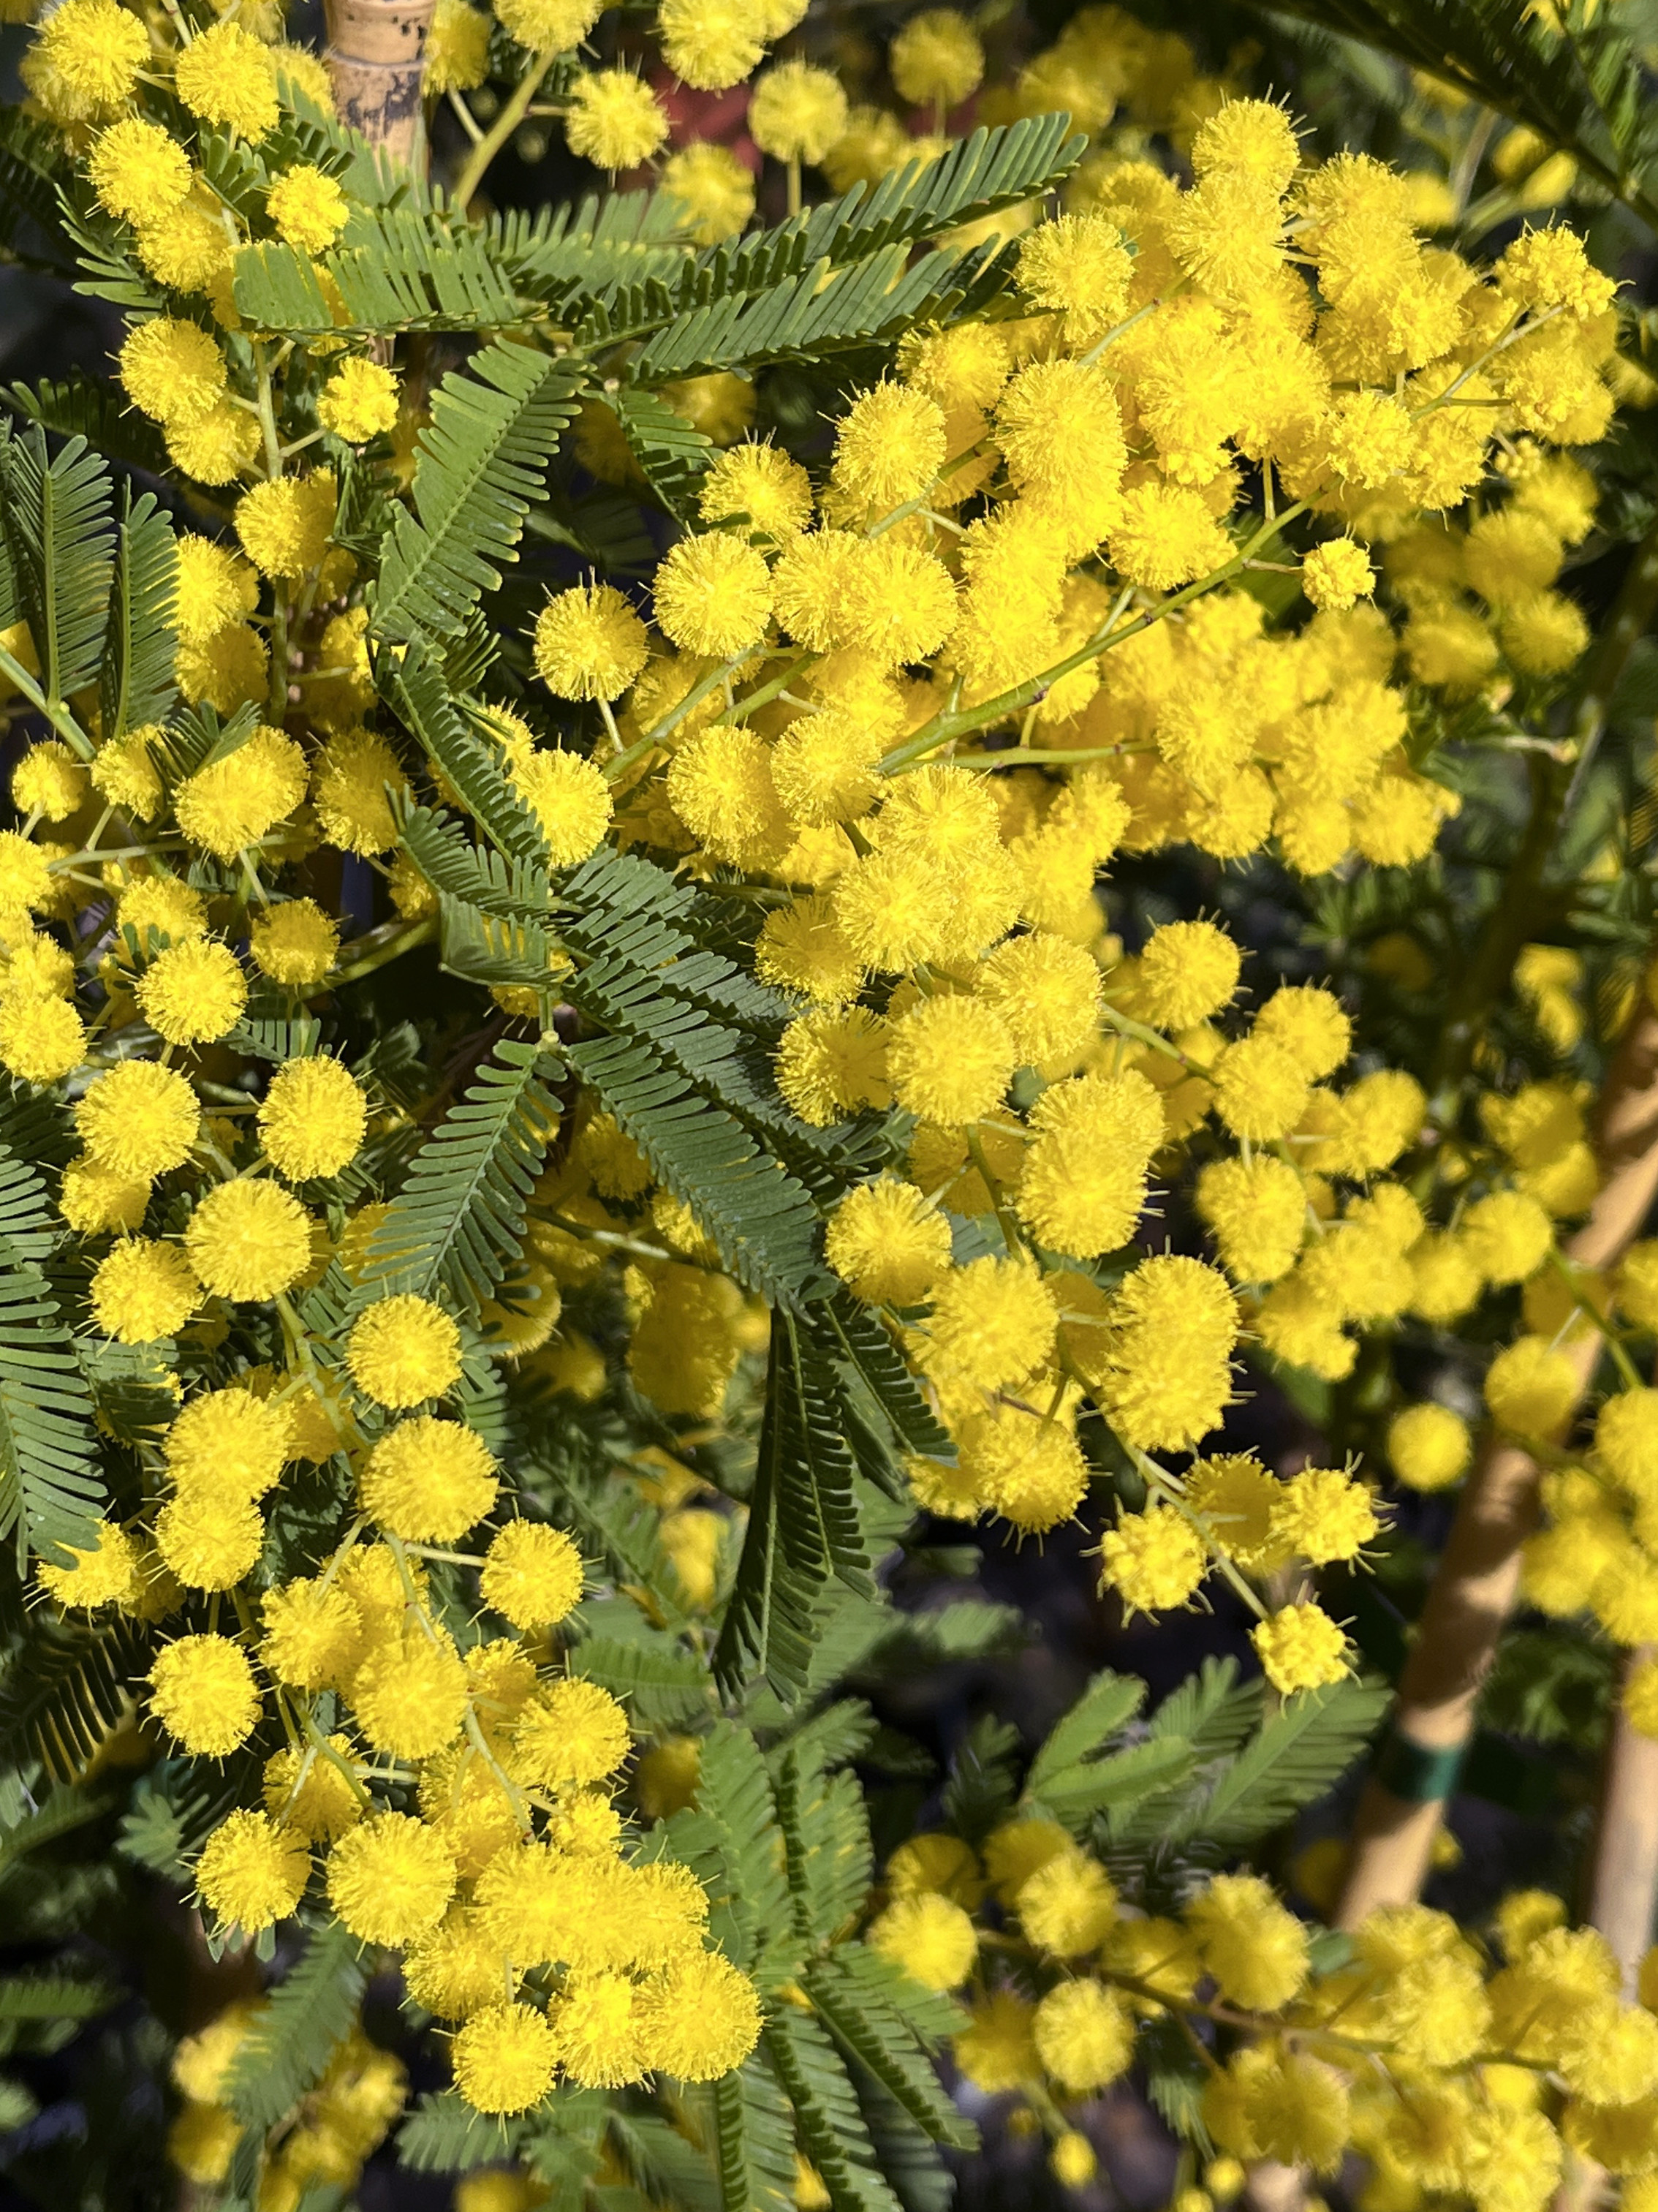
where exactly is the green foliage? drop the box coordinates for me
[0,1613,149,1782]
[372,341,585,643]
[224,1922,370,2132]
[352,1038,564,1321]
[0,1244,105,1566]
[0,423,112,709]
[716,1316,873,1704]
[99,486,178,742]
[712,2060,797,2212]
[1261,0,1658,225]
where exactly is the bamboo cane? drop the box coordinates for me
[323,0,435,168]
[1585,1643,1658,1995]
[1335,1000,1658,1928]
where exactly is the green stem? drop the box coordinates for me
[879,505,1310,774]
[327,915,437,986]
[453,50,557,218]
[0,645,94,761]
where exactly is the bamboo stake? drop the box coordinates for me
[323,0,436,169]
[1586,1644,1658,1995]
[1335,1001,1658,1928]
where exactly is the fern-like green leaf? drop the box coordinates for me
[373,341,584,643]
[385,646,549,864]
[713,1315,872,1706]
[568,1632,711,1729]
[567,1028,828,1309]
[224,1921,368,2131]
[398,799,552,918]
[99,486,178,741]
[1025,1672,1146,1803]
[660,1721,795,1982]
[0,1614,150,1783]
[1166,1676,1393,1849]
[436,893,558,987]
[0,1245,106,1567]
[398,2089,526,2171]
[712,2058,797,2212]
[0,1974,118,2023]
[0,108,77,275]
[352,1038,563,1321]
[775,1736,871,1948]
[610,386,714,521]
[764,2009,903,2212]
[0,423,113,706]
[1260,0,1658,227]
[629,235,1009,382]
[0,377,171,478]
[802,1947,976,2155]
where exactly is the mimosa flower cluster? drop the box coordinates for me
[2,0,1651,2195]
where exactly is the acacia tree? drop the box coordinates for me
[2,1,1658,2208]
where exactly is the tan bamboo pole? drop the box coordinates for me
[1586,1644,1658,1994]
[1548,1644,1658,2212]
[323,0,436,169]
[1335,997,1658,1928]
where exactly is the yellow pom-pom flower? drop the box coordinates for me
[1388,1403,1472,1492]
[749,60,848,165]
[164,1386,291,1503]
[174,20,279,141]
[698,440,814,543]
[267,165,349,253]
[1251,1601,1351,1695]
[510,747,615,866]
[149,1633,261,1756]
[507,1676,629,1788]
[886,996,1015,1127]
[347,1294,463,1408]
[352,1620,469,1759]
[175,726,307,860]
[14,739,89,827]
[639,1948,762,2080]
[1303,537,1376,612]
[890,8,984,110]
[1187,1872,1308,2009]
[92,118,194,233]
[1097,1503,1208,1616]
[118,319,227,427]
[184,1179,313,1302]
[452,2001,560,2115]
[37,1520,142,1612]
[358,1416,499,1543]
[1485,1334,1578,1436]
[1033,1980,1134,2092]
[653,532,773,657]
[0,994,86,1087]
[75,1059,199,1180]
[195,1810,310,1932]
[327,1813,456,1947]
[479,1520,585,1628]
[662,140,757,244]
[566,69,669,170]
[257,1053,367,1179]
[656,0,763,90]
[830,382,947,519]
[91,1237,198,1342]
[423,0,491,90]
[825,1179,951,1307]
[869,1892,977,1990]
[318,357,399,442]
[1018,1849,1118,1955]
[533,583,650,702]
[235,472,336,581]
